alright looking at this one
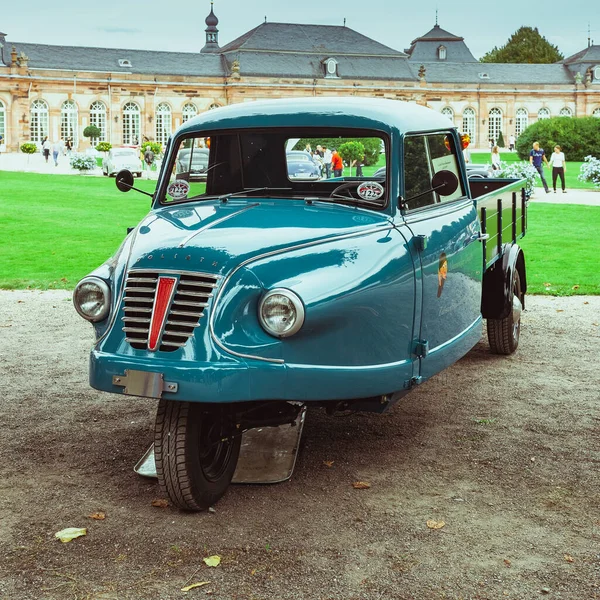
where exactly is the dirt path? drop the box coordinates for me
[0,290,598,600]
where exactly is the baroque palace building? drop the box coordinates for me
[0,4,599,152]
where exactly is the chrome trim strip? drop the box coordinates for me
[210,224,394,364]
[426,316,483,356]
[170,309,206,317]
[123,326,150,333]
[172,300,209,308]
[126,277,158,283]
[127,268,220,280]
[124,286,156,293]
[177,203,260,248]
[123,296,154,303]
[160,341,187,348]
[122,317,151,323]
[123,307,152,313]
[166,320,198,327]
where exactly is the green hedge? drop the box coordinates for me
[516,116,600,161]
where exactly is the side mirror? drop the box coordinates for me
[431,170,459,197]
[116,169,134,193]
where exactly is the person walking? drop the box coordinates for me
[144,146,155,178]
[51,139,62,166]
[508,134,516,152]
[491,145,501,171]
[529,141,550,194]
[548,145,567,193]
[42,137,51,163]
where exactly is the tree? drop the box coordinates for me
[83,125,101,144]
[496,131,505,148]
[481,27,563,64]
[337,141,365,175]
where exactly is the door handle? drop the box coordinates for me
[472,233,490,242]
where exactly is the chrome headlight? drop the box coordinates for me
[258,288,305,338]
[73,277,111,322]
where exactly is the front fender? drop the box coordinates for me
[481,243,526,320]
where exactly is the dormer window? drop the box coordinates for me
[594,66,600,81]
[438,45,446,60]
[323,57,339,78]
[118,59,132,68]
[478,72,490,80]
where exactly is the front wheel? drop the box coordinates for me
[487,269,523,355]
[154,400,241,511]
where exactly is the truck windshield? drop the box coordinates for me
[160,129,388,208]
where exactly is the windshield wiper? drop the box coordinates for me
[218,187,293,201]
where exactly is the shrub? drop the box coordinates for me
[96,141,112,153]
[515,116,600,161]
[83,125,101,141]
[497,131,505,148]
[70,153,97,171]
[578,155,600,188]
[141,141,162,156]
[494,161,538,198]
[20,142,37,154]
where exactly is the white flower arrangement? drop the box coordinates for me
[69,153,97,172]
[493,161,538,199]
[578,155,600,188]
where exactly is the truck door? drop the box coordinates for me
[401,132,483,381]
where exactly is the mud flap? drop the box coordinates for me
[135,405,307,484]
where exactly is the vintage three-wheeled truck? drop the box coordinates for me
[73,98,527,510]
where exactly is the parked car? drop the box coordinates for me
[102,147,143,177]
[74,98,528,511]
[286,151,321,180]
[176,147,210,181]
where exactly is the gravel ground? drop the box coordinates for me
[0,290,598,600]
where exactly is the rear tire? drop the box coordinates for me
[154,400,241,511]
[487,269,523,355]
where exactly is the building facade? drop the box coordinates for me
[1,9,599,152]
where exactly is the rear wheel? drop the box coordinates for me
[154,400,241,511]
[487,269,523,355]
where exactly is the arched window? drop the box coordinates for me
[593,108,600,118]
[462,107,476,141]
[89,101,107,146]
[559,107,572,117]
[30,99,49,143]
[438,45,447,60]
[488,108,502,144]
[208,103,221,110]
[538,107,551,120]
[122,101,140,145]
[0,100,5,142]
[441,107,453,122]
[323,57,338,78]
[182,103,197,123]
[515,108,528,137]
[61,100,78,144]
[155,103,172,147]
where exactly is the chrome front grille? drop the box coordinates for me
[122,270,219,352]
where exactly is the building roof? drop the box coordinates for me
[219,22,406,56]
[405,24,477,62]
[414,61,575,85]
[561,45,600,65]
[2,41,225,76]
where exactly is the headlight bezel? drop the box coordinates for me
[73,276,111,322]
[258,288,305,338]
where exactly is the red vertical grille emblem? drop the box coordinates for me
[148,276,177,351]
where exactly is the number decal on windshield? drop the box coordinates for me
[357,182,384,201]
[167,180,190,200]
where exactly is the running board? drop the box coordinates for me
[134,405,307,484]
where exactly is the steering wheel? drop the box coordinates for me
[328,181,362,199]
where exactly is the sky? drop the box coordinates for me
[2,0,599,60]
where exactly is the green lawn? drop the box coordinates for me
[1,172,598,295]
[470,151,597,190]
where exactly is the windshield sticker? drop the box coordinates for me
[167,180,190,200]
[357,182,384,202]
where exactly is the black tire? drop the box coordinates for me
[487,269,523,355]
[154,400,241,511]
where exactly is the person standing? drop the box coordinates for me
[508,134,516,152]
[65,137,73,155]
[51,140,62,166]
[529,141,550,194]
[331,148,343,177]
[491,145,501,171]
[144,146,155,177]
[322,146,332,179]
[548,145,567,193]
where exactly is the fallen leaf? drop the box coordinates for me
[352,481,371,489]
[88,512,106,520]
[572,285,580,290]
[556,309,564,313]
[593,323,598,327]
[543,282,552,287]
[504,559,512,568]
[564,554,574,563]
[151,499,169,508]
[323,460,334,468]
[181,582,210,592]
[55,527,87,543]
[203,555,221,567]
[426,520,446,529]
